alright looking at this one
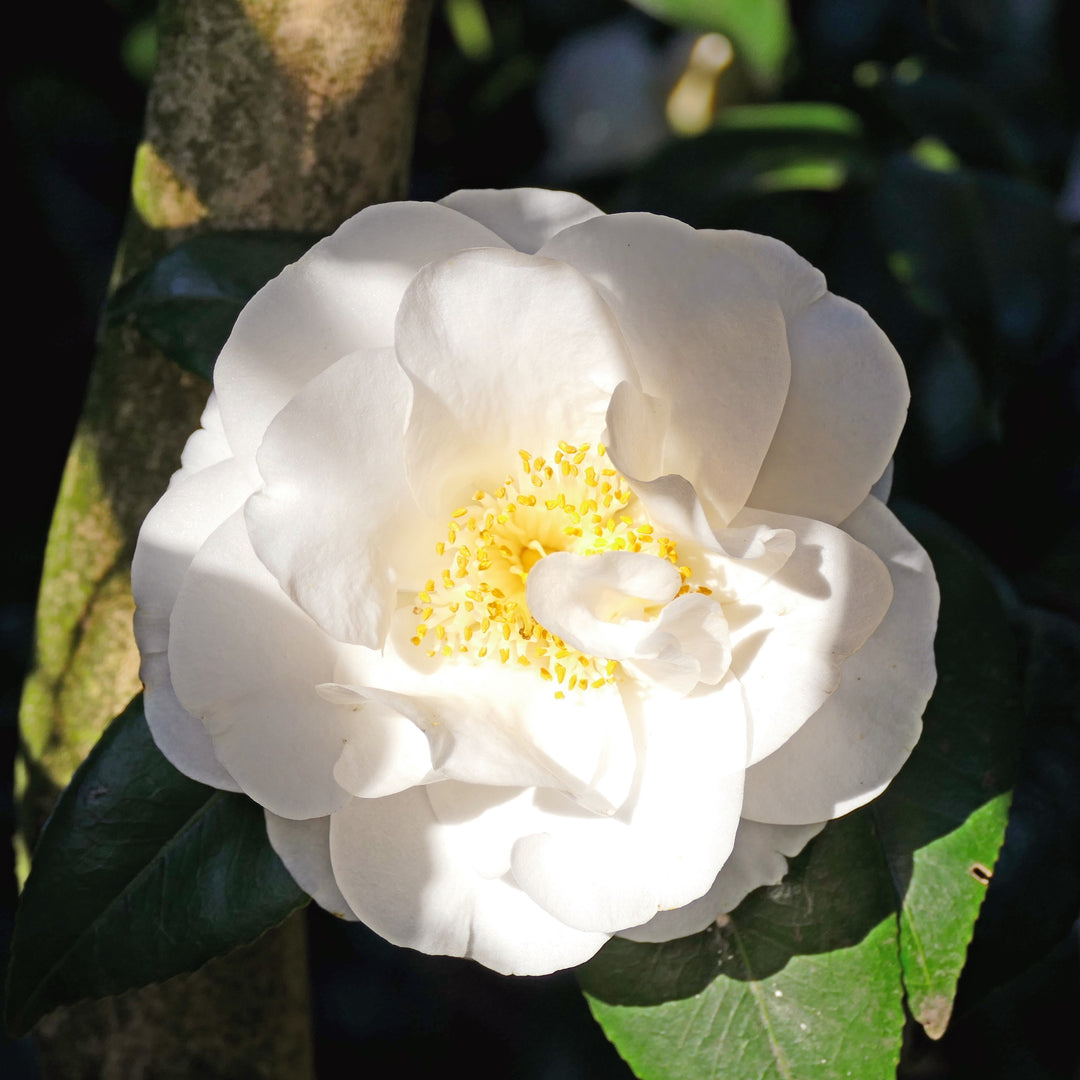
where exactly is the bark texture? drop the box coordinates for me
[16,0,435,1075]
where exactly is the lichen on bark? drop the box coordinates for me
[16,1,435,1075]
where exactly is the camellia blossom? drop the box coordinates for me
[132,189,938,975]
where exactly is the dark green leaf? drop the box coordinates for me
[4,697,307,1035]
[951,607,1080,1015]
[106,231,321,380]
[615,122,870,244]
[581,505,1024,1075]
[871,69,1027,175]
[873,157,1068,381]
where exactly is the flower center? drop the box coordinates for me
[411,442,705,695]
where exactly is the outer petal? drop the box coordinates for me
[742,497,938,824]
[726,508,895,764]
[169,512,366,819]
[397,247,636,510]
[438,188,604,254]
[618,820,825,943]
[175,393,232,480]
[245,348,432,648]
[213,202,511,477]
[265,812,357,920]
[870,458,895,504]
[540,213,791,525]
[509,674,747,933]
[132,457,250,790]
[329,786,610,975]
[701,230,827,321]
[747,292,909,525]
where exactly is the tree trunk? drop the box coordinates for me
[16,0,435,1075]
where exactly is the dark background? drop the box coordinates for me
[3,0,1077,1076]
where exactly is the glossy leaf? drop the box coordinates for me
[4,697,307,1035]
[106,231,321,380]
[873,503,1021,1037]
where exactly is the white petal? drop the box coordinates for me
[175,393,231,479]
[327,695,435,800]
[245,348,432,648]
[701,229,826,321]
[603,381,667,488]
[526,551,682,658]
[168,511,357,819]
[727,509,895,764]
[438,188,604,253]
[510,674,747,933]
[396,247,635,511]
[541,213,791,525]
[264,812,357,920]
[747,293,910,525]
[742,497,938,824]
[132,457,251,790]
[870,458,895,503]
[213,202,510,476]
[137,654,241,791]
[618,819,824,942]
[626,593,732,694]
[330,786,610,975]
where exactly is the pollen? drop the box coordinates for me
[409,442,707,696]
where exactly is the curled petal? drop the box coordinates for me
[542,213,791,525]
[725,508,894,765]
[526,552,730,694]
[526,551,682,657]
[742,497,938,824]
[605,381,796,583]
[626,593,732,695]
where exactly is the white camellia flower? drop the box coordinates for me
[132,189,938,975]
